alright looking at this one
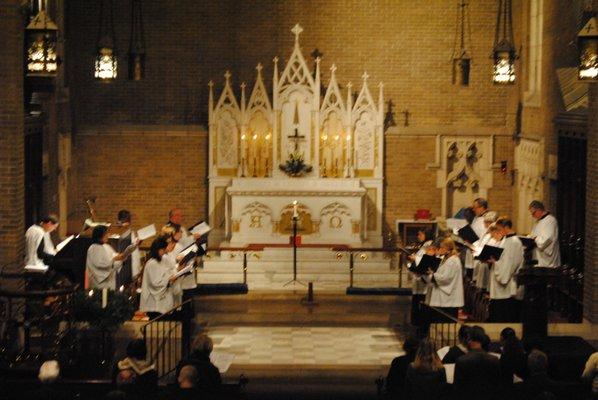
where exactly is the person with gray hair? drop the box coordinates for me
[24,360,70,399]
[175,334,222,397]
[519,350,566,399]
[528,200,561,268]
[38,360,60,384]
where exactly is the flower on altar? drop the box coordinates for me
[279,151,313,177]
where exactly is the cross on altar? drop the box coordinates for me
[287,127,306,151]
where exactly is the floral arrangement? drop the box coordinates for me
[279,151,313,177]
[71,289,135,330]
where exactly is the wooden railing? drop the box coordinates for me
[141,298,194,379]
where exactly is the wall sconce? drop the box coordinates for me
[578,16,598,81]
[128,0,146,80]
[452,0,472,86]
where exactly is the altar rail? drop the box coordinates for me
[422,303,461,348]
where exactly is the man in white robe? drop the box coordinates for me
[487,218,524,322]
[25,215,59,267]
[465,198,491,279]
[529,200,561,268]
[472,211,498,290]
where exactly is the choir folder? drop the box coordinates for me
[475,245,504,263]
[410,254,441,275]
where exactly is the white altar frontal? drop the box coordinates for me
[207,24,385,250]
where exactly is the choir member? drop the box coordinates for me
[408,229,435,327]
[25,214,59,266]
[486,218,524,322]
[528,200,561,268]
[86,225,130,290]
[167,208,201,248]
[162,225,197,292]
[464,198,491,280]
[115,209,141,286]
[472,211,498,290]
[140,236,182,316]
[427,238,464,319]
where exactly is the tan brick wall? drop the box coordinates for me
[0,0,25,266]
[68,127,209,233]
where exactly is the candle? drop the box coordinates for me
[102,288,108,308]
[119,285,125,292]
[88,289,94,297]
[292,200,299,218]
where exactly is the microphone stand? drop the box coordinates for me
[284,215,305,287]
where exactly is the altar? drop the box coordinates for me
[207,24,385,249]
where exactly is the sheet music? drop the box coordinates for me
[121,243,138,258]
[210,351,235,373]
[172,264,194,279]
[56,235,75,253]
[25,264,49,273]
[179,243,198,258]
[446,218,468,234]
[190,222,211,236]
[136,224,157,241]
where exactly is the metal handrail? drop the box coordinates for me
[140,298,194,379]
[422,303,461,348]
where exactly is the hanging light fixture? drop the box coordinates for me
[128,0,146,80]
[25,0,59,77]
[452,0,472,86]
[578,13,598,82]
[492,0,517,84]
[94,0,117,81]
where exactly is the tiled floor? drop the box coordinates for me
[209,326,404,366]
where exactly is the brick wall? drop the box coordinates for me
[0,0,25,266]
[68,126,208,233]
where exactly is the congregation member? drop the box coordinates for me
[25,214,59,267]
[112,339,157,399]
[517,350,566,399]
[498,328,527,384]
[441,325,470,364]
[427,238,464,319]
[115,209,141,287]
[486,217,524,322]
[174,365,201,400]
[582,352,598,398]
[175,334,222,397]
[453,326,502,400]
[86,225,132,290]
[139,236,182,316]
[403,338,448,400]
[407,229,435,327]
[24,360,69,400]
[386,335,420,395]
[529,200,561,268]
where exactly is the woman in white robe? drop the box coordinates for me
[86,225,128,290]
[428,238,464,319]
[408,229,435,327]
[140,236,181,315]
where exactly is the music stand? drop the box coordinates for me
[284,215,306,287]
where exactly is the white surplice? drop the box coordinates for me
[411,240,433,295]
[472,233,493,289]
[488,235,524,300]
[140,257,180,314]
[25,224,56,266]
[465,215,487,271]
[86,243,121,290]
[429,254,464,308]
[531,213,561,268]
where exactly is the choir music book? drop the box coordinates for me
[172,264,194,279]
[518,236,536,249]
[410,254,442,275]
[190,221,211,237]
[475,245,504,263]
[55,235,75,253]
[136,224,157,241]
[24,264,49,273]
[457,225,479,244]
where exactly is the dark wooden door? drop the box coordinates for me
[24,116,44,228]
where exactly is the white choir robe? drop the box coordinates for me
[25,224,56,266]
[163,251,184,304]
[170,242,197,291]
[86,243,121,290]
[178,227,196,249]
[488,235,524,300]
[473,233,493,289]
[130,230,142,278]
[465,215,486,271]
[429,254,464,308]
[411,240,432,295]
[140,257,181,314]
[531,213,561,268]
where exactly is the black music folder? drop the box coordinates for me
[458,225,479,244]
[475,245,504,263]
[518,236,536,249]
[410,254,442,275]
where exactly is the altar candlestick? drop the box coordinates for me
[253,157,257,177]
[292,200,299,219]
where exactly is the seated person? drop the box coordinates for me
[113,339,158,388]
[176,334,222,396]
[385,335,420,395]
[404,338,448,400]
[25,214,59,267]
[172,365,201,400]
[442,325,470,364]
[516,350,566,400]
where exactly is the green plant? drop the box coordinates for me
[71,289,135,330]
[279,151,313,177]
